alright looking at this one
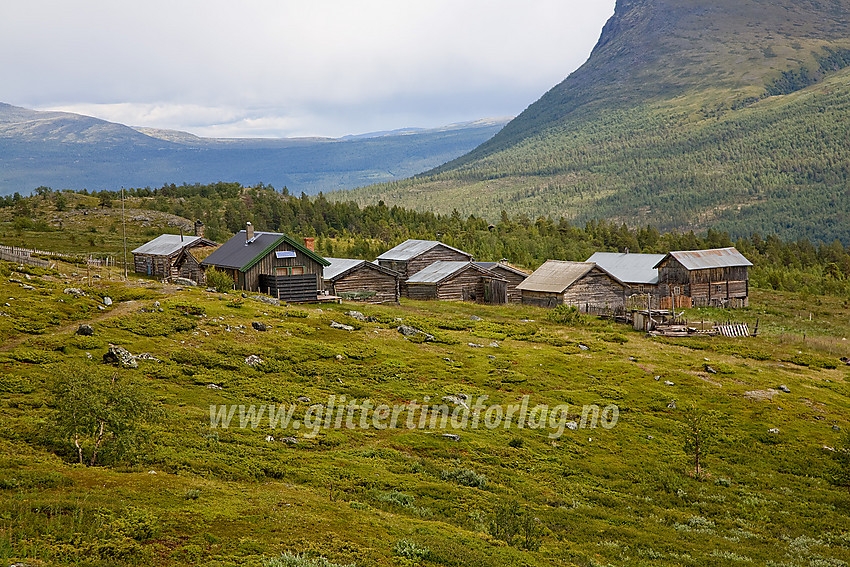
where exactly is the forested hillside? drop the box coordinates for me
[334,0,850,244]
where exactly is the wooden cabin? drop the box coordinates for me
[200,223,330,302]
[376,239,473,280]
[474,261,529,303]
[654,247,752,308]
[131,234,217,280]
[586,252,665,297]
[405,261,508,303]
[323,257,400,303]
[173,245,219,285]
[516,260,627,309]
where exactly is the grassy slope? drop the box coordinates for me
[333,0,850,242]
[0,260,849,566]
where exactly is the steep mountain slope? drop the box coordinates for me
[0,103,507,196]
[336,0,850,243]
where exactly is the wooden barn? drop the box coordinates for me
[323,257,400,304]
[405,261,507,303]
[586,252,665,296]
[200,223,330,302]
[654,247,752,308]
[516,260,627,309]
[376,239,473,280]
[131,234,217,280]
[474,261,529,303]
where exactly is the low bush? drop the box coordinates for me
[441,468,488,488]
[205,268,234,293]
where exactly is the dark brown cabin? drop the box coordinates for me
[376,239,473,281]
[200,223,330,302]
[654,247,752,308]
[474,262,529,303]
[323,258,400,303]
[131,234,218,280]
[517,260,627,309]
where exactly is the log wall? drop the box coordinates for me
[329,265,399,303]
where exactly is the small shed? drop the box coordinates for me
[474,261,529,303]
[131,234,217,279]
[406,261,507,303]
[586,252,665,296]
[654,247,752,308]
[200,223,330,301]
[516,260,627,309]
[174,245,219,285]
[323,257,400,303]
[376,239,473,280]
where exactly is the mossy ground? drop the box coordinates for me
[0,266,848,566]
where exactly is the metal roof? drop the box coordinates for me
[131,234,202,256]
[474,261,529,278]
[200,230,330,271]
[407,261,488,284]
[323,258,367,280]
[586,252,665,285]
[655,247,753,270]
[515,260,596,293]
[324,257,399,281]
[376,239,472,261]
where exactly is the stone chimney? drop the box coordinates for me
[194,219,204,237]
[246,222,254,243]
[303,237,315,252]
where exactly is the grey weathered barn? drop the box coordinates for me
[586,252,665,296]
[405,261,507,303]
[516,260,627,309]
[654,247,752,308]
[474,261,529,303]
[323,258,400,304]
[200,223,330,301]
[173,245,219,285]
[376,239,473,281]
[131,234,217,279]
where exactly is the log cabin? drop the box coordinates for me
[131,234,217,280]
[376,239,473,281]
[173,245,219,285]
[585,252,665,296]
[200,223,330,301]
[405,261,508,303]
[654,247,752,308]
[516,260,627,309]
[323,257,400,303]
[473,261,529,303]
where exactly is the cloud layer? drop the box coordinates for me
[2,1,615,137]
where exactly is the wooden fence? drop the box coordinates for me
[0,245,114,268]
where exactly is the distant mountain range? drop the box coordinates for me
[0,103,508,196]
[339,0,850,243]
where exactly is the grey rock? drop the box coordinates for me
[103,344,138,369]
[346,310,366,321]
[488,355,496,360]
[768,428,780,434]
[297,396,311,403]
[566,421,579,431]
[241,292,248,298]
[664,381,675,386]
[833,425,842,431]
[174,277,197,286]
[206,287,217,292]
[251,294,280,306]
[330,321,355,331]
[245,354,265,367]
[578,344,589,351]
[75,324,94,336]
[8,278,21,284]
[706,365,717,374]
[153,301,160,308]
[667,400,677,409]
[397,325,434,341]
[135,352,161,362]
[103,296,112,306]
[252,321,267,332]
[207,383,223,390]
[470,315,482,321]
[20,284,35,290]
[441,433,461,442]
[647,435,655,440]
[778,384,791,393]
[281,437,299,444]
[63,287,86,296]
[265,435,275,442]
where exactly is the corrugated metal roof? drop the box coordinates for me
[515,260,595,293]
[657,247,753,270]
[474,261,529,278]
[323,257,367,280]
[131,234,201,256]
[406,261,474,284]
[376,239,472,261]
[586,252,665,285]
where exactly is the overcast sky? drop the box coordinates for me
[2,1,615,138]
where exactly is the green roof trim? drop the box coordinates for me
[240,234,330,272]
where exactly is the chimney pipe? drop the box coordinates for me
[246,222,254,243]
[180,228,184,242]
[194,219,204,237]
[303,237,315,252]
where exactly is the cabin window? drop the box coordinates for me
[673,286,681,295]
[275,266,306,276]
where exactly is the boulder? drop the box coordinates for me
[103,296,112,306]
[103,344,138,369]
[346,310,367,321]
[251,294,280,306]
[330,321,355,331]
[566,421,579,431]
[778,384,791,393]
[441,433,461,442]
[207,383,223,390]
[174,277,197,287]
[297,396,311,403]
[63,287,86,296]
[75,324,95,336]
[245,354,265,367]
[397,325,435,341]
[252,321,268,332]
